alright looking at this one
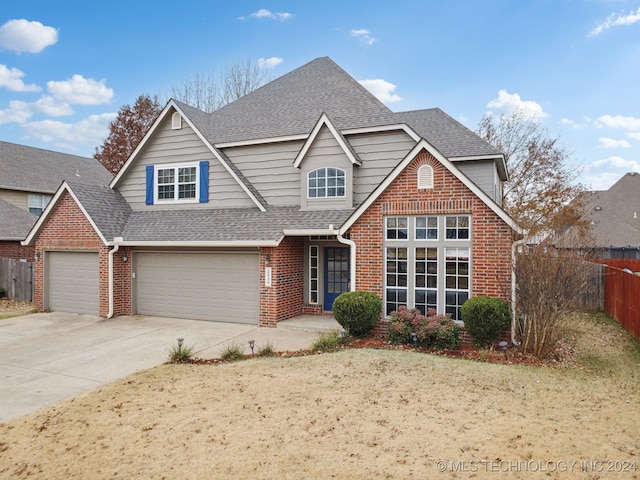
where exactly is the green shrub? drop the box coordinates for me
[460,296,511,348]
[332,291,382,337]
[311,330,351,353]
[388,306,461,350]
[220,342,245,362]
[167,338,195,363]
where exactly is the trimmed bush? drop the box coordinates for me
[460,296,511,348]
[388,306,461,350]
[332,291,382,337]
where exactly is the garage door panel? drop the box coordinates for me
[135,252,259,324]
[48,252,99,315]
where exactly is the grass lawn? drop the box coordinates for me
[1,311,639,479]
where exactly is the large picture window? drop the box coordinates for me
[384,215,471,321]
[308,168,345,198]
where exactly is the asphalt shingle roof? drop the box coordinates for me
[0,198,37,240]
[574,172,640,248]
[121,206,354,243]
[0,141,113,193]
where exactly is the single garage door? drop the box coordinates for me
[47,251,99,315]
[135,251,259,324]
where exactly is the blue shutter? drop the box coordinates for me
[145,165,154,205]
[199,161,209,203]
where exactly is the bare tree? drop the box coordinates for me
[171,59,272,113]
[477,110,585,236]
[94,94,162,175]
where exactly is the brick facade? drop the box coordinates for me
[31,192,131,317]
[349,151,514,332]
[0,241,35,262]
[259,237,305,327]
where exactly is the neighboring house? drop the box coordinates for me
[561,172,640,259]
[0,141,113,261]
[23,57,522,327]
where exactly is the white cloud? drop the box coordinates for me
[257,57,283,69]
[244,9,292,21]
[589,7,640,36]
[23,112,117,150]
[596,114,640,131]
[487,90,548,120]
[32,95,74,116]
[0,64,41,92]
[0,100,32,124]
[627,132,640,141]
[359,79,401,103]
[592,155,640,170]
[0,19,58,53]
[351,29,376,45]
[47,75,113,105]
[598,137,631,148]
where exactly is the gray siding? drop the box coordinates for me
[455,160,502,205]
[116,115,256,211]
[0,189,28,211]
[348,130,416,205]
[222,140,302,206]
[300,126,353,210]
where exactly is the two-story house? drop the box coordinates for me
[0,141,112,261]
[24,57,522,327]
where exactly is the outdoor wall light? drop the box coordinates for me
[499,341,508,360]
[248,339,255,356]
[265,254,270,265]
[34,251,40,261]
[122,253,128,262]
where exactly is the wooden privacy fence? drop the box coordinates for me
[0,257,33,302]
[592,259,640,342]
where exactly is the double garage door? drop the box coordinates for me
[134,251,259,324]
[46,251,259,324]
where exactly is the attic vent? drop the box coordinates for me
[417,164,434,189]
[172,112,182,130]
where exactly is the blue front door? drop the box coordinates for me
[324,247,350,310]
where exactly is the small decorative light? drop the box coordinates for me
[410,332,418,348]
[339,329,346,338]
[265,254,270,265]
[499,341,508,360]
[34,251,40,261]
[122,253,128,262]
[248,339,255,356]
[177,337,184,354]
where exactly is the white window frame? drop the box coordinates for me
[307,167,346,199]
[309,245,319,303]
[154,162,200,204]
[28,193,52,215]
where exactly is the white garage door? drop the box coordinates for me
[47,251,99,315]
[135,251,259,324]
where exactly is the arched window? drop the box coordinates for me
[172,112,182,130]
[308,167,346,198]
[417,164,434,189]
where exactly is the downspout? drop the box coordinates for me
[333,225,357,292]
[107,237,123,319]
[511,237,527,346]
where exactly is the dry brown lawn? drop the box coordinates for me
[1,312,639,479]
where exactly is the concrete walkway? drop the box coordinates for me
[0,312,340,423]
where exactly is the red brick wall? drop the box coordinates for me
[259,237,305,327]
[0,241,35,262]
[32,191,121,317]
[350,151,514,332]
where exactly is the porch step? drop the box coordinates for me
[276,315,341,332]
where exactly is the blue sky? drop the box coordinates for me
[1,1,639,191]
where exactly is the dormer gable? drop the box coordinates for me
[293,113,361,168]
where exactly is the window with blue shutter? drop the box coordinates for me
[199,161,209,203]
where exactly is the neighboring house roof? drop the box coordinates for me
[0,140,113,193]
[571,172,640,248]
[0,198,37,240]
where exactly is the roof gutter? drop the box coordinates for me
[510,236,528,346]
[107,237,122,319]
[333,225,356,292]
[105,240,279,248]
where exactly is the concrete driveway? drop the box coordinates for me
[0,312,337,423]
